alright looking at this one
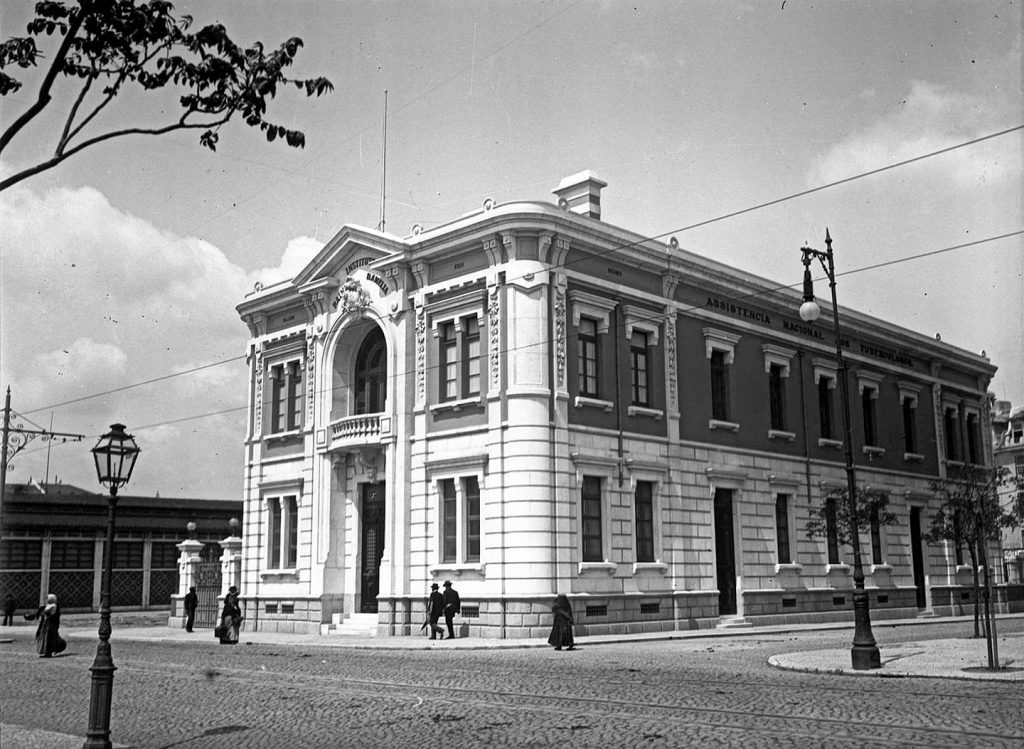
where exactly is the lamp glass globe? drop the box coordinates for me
[799,300,821,322]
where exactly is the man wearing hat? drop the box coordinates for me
[442,580,461,639]
[426,583,445,640]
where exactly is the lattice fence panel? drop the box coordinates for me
[0,571,42,609]
[111,570,143,607]
[49,570,94,608]
[149,570,178,607]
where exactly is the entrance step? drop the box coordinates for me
[716,617,753,629]
[324,612,379,638]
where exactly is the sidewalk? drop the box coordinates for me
[4,612,1022,680]
[15,611,1021,680]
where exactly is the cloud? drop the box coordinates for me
[809,80,1021,190]
[0,181,310,497]
[250,235,324,286]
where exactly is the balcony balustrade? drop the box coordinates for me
[328,413,382,448]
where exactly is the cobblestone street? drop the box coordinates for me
[2,619,1022,748]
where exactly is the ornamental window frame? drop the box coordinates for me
[569,290,616,402]
[260,479,303,573]
[625,460,669,572]
[427,289,487,409]
[704,328,741,430]
[763,344,795,435]
[571,453,618,574]
[426,454,487,572]
[813,359,839,445]
[898,382,922,458]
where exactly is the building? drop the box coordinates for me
[0,480,241,613]
[992,400,1024,581]
[236,171,1016,638]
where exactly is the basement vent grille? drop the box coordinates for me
[585,605,608,617]
[462,606,479,618]
[832,596,846,606]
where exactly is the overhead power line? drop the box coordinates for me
[18,228,1020,461]
[17,124,1021,419]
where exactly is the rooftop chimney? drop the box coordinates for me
[552,170,607,220]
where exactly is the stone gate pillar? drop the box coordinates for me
[169,535,203,628]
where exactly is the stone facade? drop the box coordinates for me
[235,172,1017,638]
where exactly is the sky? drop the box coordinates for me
[1,0,1021,502]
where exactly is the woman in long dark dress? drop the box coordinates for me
[26,593,65,657]
[547,594,575,651]
[219,586,242,644]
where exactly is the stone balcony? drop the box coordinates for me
[327,413,387,450]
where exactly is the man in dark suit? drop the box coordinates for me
[426,583,445,640]
[442,580,461,639]
[184,586,198,632]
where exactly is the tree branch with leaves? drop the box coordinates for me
[0,0,333,192]
[926,464,1020,666]
[805,486,897,551]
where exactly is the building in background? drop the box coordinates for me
[992,400,1024,582]
[0,480,241,614]
[236,171,1015,638]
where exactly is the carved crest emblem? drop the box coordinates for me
[334,277,372,315]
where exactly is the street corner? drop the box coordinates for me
[767,637,1024,681]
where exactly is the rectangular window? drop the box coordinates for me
[769,364,787,431]
[870,504,883,565]
[581,476,603,562]
[465,317,481,396]
[270,361,302,433]
[267,495,298,569]
[775,494,792,564]
[825,495,839,565]
[944,407,960,461]
[439,316,482,402]
[818,377,834,440]
[862,387,877,446]
[269,500,281,567]
[286,496,298,568]
[635,480,655,563]
[902,397,917,454]
[113,541,144,569]
[966,413,981,464]
[952,509,964,565]
[0,539,43,568]
[441,478,457,563]
[710,349,730,421]
[287,361,302,430]
[50,540,93,569]
[441,323,458,401]
[630,331,649,406]
[578,317,599,397]
[464,476,481,563]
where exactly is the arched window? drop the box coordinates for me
[354,328,387,415]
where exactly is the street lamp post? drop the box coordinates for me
[799,231,881,671]
[84,424,140,749]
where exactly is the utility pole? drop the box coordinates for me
[0,386,85,539]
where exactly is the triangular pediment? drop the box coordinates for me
[292,224,406,287]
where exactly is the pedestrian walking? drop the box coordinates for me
[442,580,460,639]
[2,592,16,626]
[217,586,242,644]
[184,586,198,632]
[548,594,575,651]
[425,583,445,639]
[25,593,65,657]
